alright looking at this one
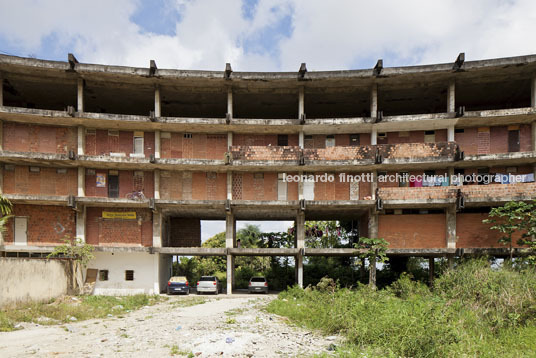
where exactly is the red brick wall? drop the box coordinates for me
[161,133,227,160]
[385,129,448,144]
[168,218,201,247]
[456,125,532,155]
[3,123,76,154]
[86,207,152,246]
[240,173,278,200]
[3,205,75,245]
[85,130,155,157]
[378,214,446,248]
[160,171,183,200]
[85,170,154,198]
[3,166,77,196]
[313,173,349,200]
[191,172,227,200]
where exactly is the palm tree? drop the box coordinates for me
[0,194,13,232]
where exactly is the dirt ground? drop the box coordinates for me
[0,294,339,357]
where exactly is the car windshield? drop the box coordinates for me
[169,277,187,282]
[200,276,216,281]
[251,277,266,282]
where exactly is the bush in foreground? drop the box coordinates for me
[267,258,536,357]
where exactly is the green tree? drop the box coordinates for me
[484,201,534,260]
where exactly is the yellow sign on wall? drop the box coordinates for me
[102,211,137,220]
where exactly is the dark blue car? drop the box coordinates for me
[167,276,189,295]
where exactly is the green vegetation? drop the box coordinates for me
[0,294,164,332]
[267,258,536,357]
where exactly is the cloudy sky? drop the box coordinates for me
[1,0,535,238]
[1,0,536,72]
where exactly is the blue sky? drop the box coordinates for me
[1,0,535,71]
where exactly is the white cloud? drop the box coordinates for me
[1,0,535,71]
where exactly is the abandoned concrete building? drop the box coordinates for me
[0,53,535,294]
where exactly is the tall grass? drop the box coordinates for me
[267,258,536,357]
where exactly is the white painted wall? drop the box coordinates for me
[89,252,159,295]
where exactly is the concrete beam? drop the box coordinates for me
[76,206,86,243]
[154,130,161,159]
[447,80,455,113]
[77,126,85,156]
[77,78,84,112]
[152,211,162,248]
[298,86,305,119]
[370,83,378,119]
[447,125,455,142]
[154,170,160,200]
[77,167,85,197]
[227,87,233,118]
[154,85,161,117]
[446,205,456,249]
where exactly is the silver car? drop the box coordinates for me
[248,276,268,294]
[196,276,221,295]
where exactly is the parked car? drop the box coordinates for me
[196,276,221,295]
[167,276,189,295]
[248,276,268,294]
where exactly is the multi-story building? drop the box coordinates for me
[0,53,534,295]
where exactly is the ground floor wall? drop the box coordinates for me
[86,208,153,247]
[88,252,171,295]
[0,258,68,307]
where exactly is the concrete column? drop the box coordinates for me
[227,132,233,150]
[154,131,161,159]
[152,211,162,248]
[154,85,161,117]
[226,254,234,295]
[295,213,305,288]
[531,77,536,107]
[76,206,86,243]
[429,257,435,286]
[447,80,455,113]
[299,131,304,148]
[447,256,454,270]
[446,205,456,249]
[298,87,305,119]
[371,127,378,145]
[77,126,85,156]
[368,208,379,288]
[77,167,85,197]
[0,78,3,106]
[225,213,235,248]
[448,167,455,185]
[153,254,161,294]
[371,170,378,200]
[154,170,160,200]
[298,171,304,200]
[227,172,233,200]
[447,125,455,142]
[77,78,84,112]
[370,83,378,118]
[227,87,233,118]
[0,120,3,151]
[532,122,536,151]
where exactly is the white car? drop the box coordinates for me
[248,276,269,294]
[196,276,222,295]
